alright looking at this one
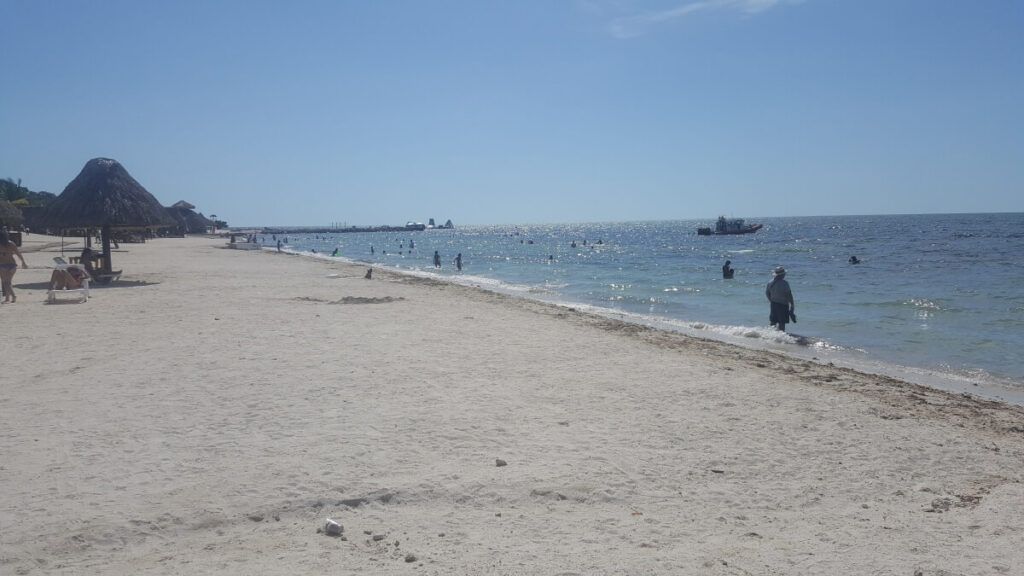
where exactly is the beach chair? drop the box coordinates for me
[48,257,90,303]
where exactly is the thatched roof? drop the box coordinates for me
[171,200,195,210]
[41,158,175,229]
[165,203,214,233]
[0,200,23,227]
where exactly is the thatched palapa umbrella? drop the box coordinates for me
[166,200,214,234]
[41,158,174,277]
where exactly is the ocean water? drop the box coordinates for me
[271,213,1024,401]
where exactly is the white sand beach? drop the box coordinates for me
[2,235,1023,575]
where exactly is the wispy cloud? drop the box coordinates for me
[607,0,798,39]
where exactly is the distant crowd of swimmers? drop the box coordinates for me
[275,234,617,271]
[261,233,874,334]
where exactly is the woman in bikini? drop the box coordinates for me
[0,230,28,303]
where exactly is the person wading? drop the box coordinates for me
[766,266,795,332]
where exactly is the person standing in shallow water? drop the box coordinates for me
[766,266,795,332]
[433,250,441,268]
[454,253,462,271]
[0,230,28,303]
[722,260,735,279]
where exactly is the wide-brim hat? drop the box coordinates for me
[773,266,786,276]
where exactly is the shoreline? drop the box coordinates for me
[4,235,1023,574]
[287,246,1024,407]
[332,251,1024,414]
[270,214,1024,393]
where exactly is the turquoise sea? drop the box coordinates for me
[273,213,1024,402]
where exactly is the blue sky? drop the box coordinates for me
[2,0,1021,226]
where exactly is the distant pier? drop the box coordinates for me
[261,219,453,235]
[262,224,427,234]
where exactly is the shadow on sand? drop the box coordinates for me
[16,279,160,291]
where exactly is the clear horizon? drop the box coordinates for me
[245,210,1023,230]
[2,1,1021,227]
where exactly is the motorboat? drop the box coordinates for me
[697,216,763,235]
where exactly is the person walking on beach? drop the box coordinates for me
[766,266,795,332]
[722,260,735,279]
[433,250,441,268]
[0,230,28,303]
[454,253,462,271]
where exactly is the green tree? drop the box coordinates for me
[0,178,56,207]
[0,200,23,228]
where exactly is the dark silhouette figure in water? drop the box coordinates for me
[370,245,375,254]
[766,266,796,332]
[454,253,463,271]
[331,248,339,257]
[849,255,861,264]
[433,250,441,268]
[722,260,735,279]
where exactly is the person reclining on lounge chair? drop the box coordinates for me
[50,265,90,290]
[79,247,121,283]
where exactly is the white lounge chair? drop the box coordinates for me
[48,257,90,303]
